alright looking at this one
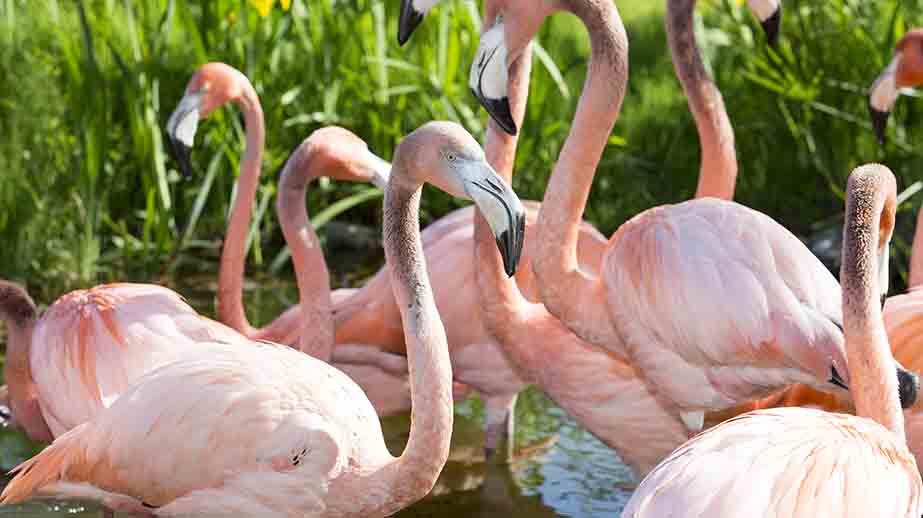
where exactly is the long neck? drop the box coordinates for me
[277,144,334,361]
[475,39,533,324]
[531,0,629,347]
[909,208,923,288]
[666,0,737,200]
[842,172,904,440]
[217,89,265,336]
[371,175,453,514]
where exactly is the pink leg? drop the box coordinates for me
[484,392,518,463]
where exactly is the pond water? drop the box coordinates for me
[0,269,637,517]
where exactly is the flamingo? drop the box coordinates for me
[715,28,923,462]
[460,0,918,437]
[0,120,527,517]
[622,164,922,518]
[461,0,786,476]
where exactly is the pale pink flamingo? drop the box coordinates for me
[464,0,921,437]
[622,164,922,517]
[0,120,526,517]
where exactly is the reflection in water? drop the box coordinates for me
[0,277,637,517]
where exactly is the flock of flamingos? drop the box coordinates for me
[1,0,923,515]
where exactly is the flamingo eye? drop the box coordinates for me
[446,152,458,162]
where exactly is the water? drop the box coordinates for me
[0,272,637,517]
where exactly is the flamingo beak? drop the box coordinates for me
[747,0,782,47]
[469,17,517,135]
[829,365,848,390]
[398,0,425,46]
[363,149,392,190]
[761,7,781,48]
[868,54,901,145]
[465,162,526,277]
[166,90,205,179]
[897,363,919,409]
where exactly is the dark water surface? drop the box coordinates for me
[1,275,635,517]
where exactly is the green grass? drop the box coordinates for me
[1,0,923,310]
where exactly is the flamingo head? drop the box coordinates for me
[296,127,390,190]
[469,16,516,135]
[395,121,526,276]
[166,62,255,178]
[746,0,782,47]
[869,29,923,144]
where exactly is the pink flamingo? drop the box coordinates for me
[171,61,605,455]
[493,0,923,436]
[471,17,688,477]
[622,164,922,517]
[462,0,786,476]
[0,121,526,517]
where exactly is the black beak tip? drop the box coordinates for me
[761,7,781,48]
[496,230,517,277]
[398,1,424,46]
[869,103,890,146]
[474,91,518,136]
[898,367,919,409]
[829,365,849,391]
[166,135,194,180]
[513,211,526,272]
[496,214,525,278]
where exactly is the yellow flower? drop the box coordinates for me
[248,0,291,18]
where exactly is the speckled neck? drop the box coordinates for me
[842,165,904,440]
[365,153,453,515]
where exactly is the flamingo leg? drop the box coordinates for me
[484,392,518,463]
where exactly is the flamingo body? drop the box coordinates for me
[623,408,921,517]
[6,341,393,517]
[27,283,243,437]
[605,198,846,414]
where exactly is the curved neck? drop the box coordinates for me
[277,142,334,361]
[909,208,923,288]
[531,0,629,347]
[842,171,903,440]
[666,0,737,200]
[371,172,453,514]
[217,88,265,336]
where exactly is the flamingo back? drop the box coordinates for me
[15,341,390,515]
[623,407,922,517]
[605,198,847,412]
[30,283,244,435]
